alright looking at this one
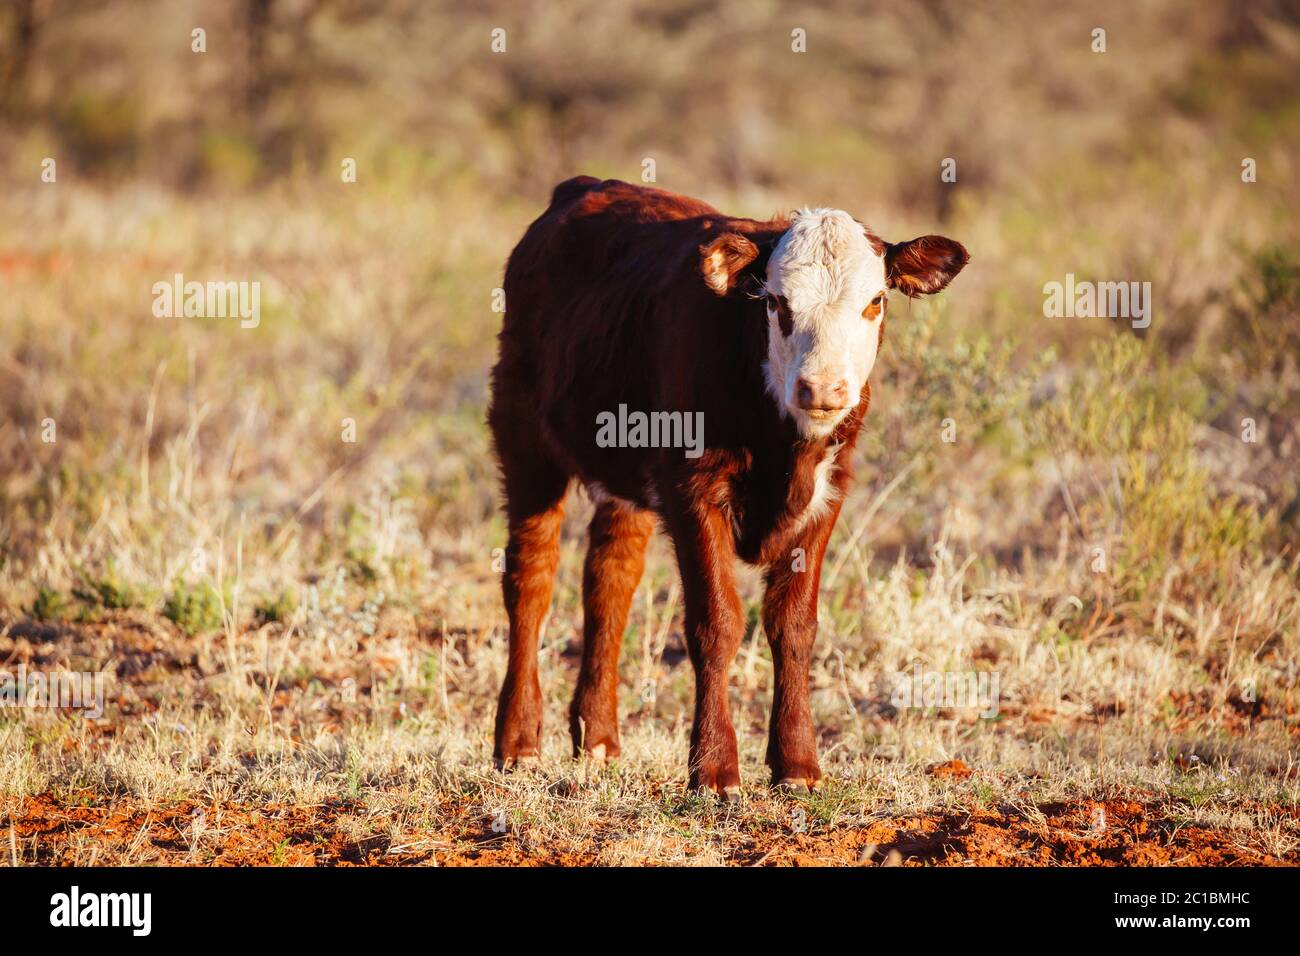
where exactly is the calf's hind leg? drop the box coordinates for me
[570,499,655,760]
[491,425,569,769]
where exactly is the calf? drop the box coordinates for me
[490,176,968,796]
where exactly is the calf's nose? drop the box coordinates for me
[795,376,850,411]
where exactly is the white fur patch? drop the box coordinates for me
[794,442,843,531]
[703,250,729,294]
[763,209,887,438]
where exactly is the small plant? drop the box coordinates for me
[72,563,144,610]
[29,586,69,621]
[344,546,379,584]
[254,589,298,625]
[269,839,290,866]
[163,580,226,635]
[420,653,440,690]
[972,779,998,807]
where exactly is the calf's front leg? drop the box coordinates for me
[664,496,745,799]
[761,507,840,789]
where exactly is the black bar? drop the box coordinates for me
[1,865,1288,941]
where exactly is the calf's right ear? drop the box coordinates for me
[700,233,760,295]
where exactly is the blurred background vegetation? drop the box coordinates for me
[0,0,1297,643]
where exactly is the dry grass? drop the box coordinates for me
[1,502,1297,864]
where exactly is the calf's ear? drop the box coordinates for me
[700,232,760,296]
[884,235,969,297]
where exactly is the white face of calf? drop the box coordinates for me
[701,210,969,441]
[762,209,885,438]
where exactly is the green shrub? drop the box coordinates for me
[254,589,298,625]
[29,586,69,621]
[163,580,227,635]
[72,564,145,610]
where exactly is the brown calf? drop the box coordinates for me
[490,176,968,796]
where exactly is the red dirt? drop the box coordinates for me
[927,759,974,780]
[740,798,1298,867]
[7,792,1295,867]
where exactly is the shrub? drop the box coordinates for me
[29,586,68,621]
[254,589,298,625]
[72,564,145,610]
[163,580,227,635]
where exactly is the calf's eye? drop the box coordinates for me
[863,293,886,321]
[768,294,793,337]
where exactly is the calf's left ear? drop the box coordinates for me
[700,232,760,296]
[883,235,969,297]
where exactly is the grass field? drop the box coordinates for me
[1,0,1299,865]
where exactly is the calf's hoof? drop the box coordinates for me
[578,742,614,767]
[693,784,742,805]
[774,777,818,793]
[575,741,619,764]
[493,753,541,771]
